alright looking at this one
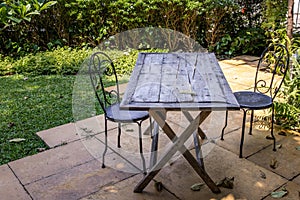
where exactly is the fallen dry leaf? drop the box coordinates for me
[271,187,288,198]
[276,144,282,150]
[7,122,15,128]
[266,135,274,140]
[259,170,266,179]
[270,158,279,169]
[154,181,163,192]
[37,148,46,152]
[9,138,26,143]
[278,131,287,136]
[216,177,234,189]
[190,183,205,191]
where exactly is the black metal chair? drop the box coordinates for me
[89,52,150,173]
[221,44,289,158]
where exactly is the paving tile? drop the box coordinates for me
[294,174,300,185]
[75,115,118,139]
[25,159,133,200]
[0,165,31,200]
[81,121,183,174]
[80,174,178,200]
[36,123,79,148]
[154,145,286,200]
[226,81,252,92]
[217,110,287,158]
[219,61,236,70]
[80,133,147,174]
[264,181,300,200]
[218,110,243,135]
[248,135,300,180]
[220,64,256,88]
[9,140,95,185]
[220,55,259,68]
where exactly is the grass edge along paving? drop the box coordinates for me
[0,75,75,165]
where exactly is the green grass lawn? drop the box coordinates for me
[0,75,75,165]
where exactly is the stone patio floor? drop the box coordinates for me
[1,56,299,200]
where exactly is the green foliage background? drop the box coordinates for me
[1,0,269,57]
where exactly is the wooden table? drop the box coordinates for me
[120,52,239,193]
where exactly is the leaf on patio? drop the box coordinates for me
[271,187,288,198]
[216,177,234,189]
[190,183,205,191]
[278,131,287,136]
[37,147,46,152]
[266,135,274,140]
[154,181,163,192]
[259,170,266,179]
[270,158,279,169]
[276,144,282,150]
[7,122,15,128]
[295,146,300,151]
[9,138,26,143]
[126,129,134,132]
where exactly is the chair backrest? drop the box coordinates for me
[254,44,289,100]
[88,52,120,115]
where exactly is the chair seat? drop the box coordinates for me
[234,91,272,109]
[105,103,149,122]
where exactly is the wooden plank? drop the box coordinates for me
[131,54,163,103]
[120,52,239,110]
[121,53,146,106]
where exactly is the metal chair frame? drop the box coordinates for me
[89,52,150,173]
[221,44,289,158]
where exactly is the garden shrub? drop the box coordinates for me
[1,0,265,57]
[0,47,92,76]
[275,46,300,131]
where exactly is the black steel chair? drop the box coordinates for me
[89,52,150,173]
[221,44,289,158]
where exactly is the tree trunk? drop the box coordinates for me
[287,0,294,41]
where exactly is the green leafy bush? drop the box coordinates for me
[1,0,265,57]
[215,28,266,56]
[275,48,300,131]
[0,47,92,75]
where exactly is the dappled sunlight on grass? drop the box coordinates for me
[0,75,75,165]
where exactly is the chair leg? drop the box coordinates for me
[117,122,121,148]
[249,110,254,135]
[271,105,276,151]
[138,123,147,174]
[221,110,228,140]
[150,122,159,168]
[239,110,247,158]
[149,117,154,138]
[102,118,108,168]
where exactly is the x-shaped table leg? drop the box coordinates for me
[134,109,220,194]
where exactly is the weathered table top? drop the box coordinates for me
[121,52,239,111]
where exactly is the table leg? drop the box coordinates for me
[134,110,220,194]
[149,122,159,168]
[163,111,219,193]
[193,131,205,170]
[183,111,206,169]
[183,111,206,139]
